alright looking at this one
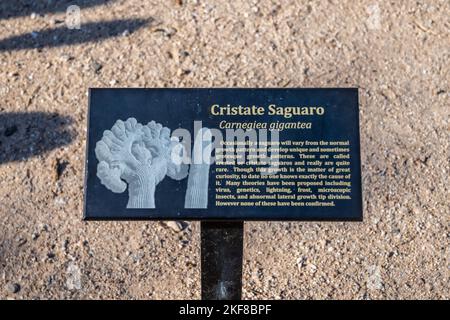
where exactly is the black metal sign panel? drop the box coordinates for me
[84,88,362,221]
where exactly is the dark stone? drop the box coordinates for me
[56,159,69,179]
[6,283,21,294]
[91,61,103,74]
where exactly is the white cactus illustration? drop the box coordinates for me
[95,118,188,208]
[185,128,213,208]
[95,118,214,210]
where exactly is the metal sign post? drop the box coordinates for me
[201,221,244,300]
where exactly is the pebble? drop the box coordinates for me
[47,275,55,286]
[308,264,318,274]
[62,239,69,253]
[155,27,177,39]
[50,18,65,26]
[66,262,82,290]
[163,221,188,233]
[121,29,130,37]
[6,283,20,294]
[16,237,27,247]
[54,197,66,206]
[91,61,103,74]
[296,256,307,269]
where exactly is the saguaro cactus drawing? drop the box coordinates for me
[95,118,188,208]
[185,128,213,209]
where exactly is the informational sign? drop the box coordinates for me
[84,88,362,220]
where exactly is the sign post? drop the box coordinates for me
[201,221,244,300]
[84,88,362,300]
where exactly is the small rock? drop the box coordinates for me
[109,79,117,86]
[31,232,39,240]
[6,283,20,294]
[367,265,383,290]
[296,256,307,269]
[121,29,130,37]
[47,275,55,286]
[50,18,65,26]
[66,262,82,290]
[91,61,103,74]
[163,221,188,232]
[388,251,397,258]
[308,264,318,274]
[132,252,144,263]
[61,239,69,253]
[177,69,191,76]
[154,27,177,39]
[56,158,69,179]
[380,87,396,101]
[54,197,66,206]
[16,237,27,247]
[30,12,37,19]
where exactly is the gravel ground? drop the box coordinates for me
[0,0,448,300]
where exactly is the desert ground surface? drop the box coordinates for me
[0,0,448,299]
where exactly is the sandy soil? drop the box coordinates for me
[0,0,448,299]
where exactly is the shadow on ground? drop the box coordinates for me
[0,0,114,20]
[0,18,150,52]
[0,112,75,164]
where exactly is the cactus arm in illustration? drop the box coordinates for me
[95,118,188,209]
[142,121,189,183]
[185,128,213,209]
